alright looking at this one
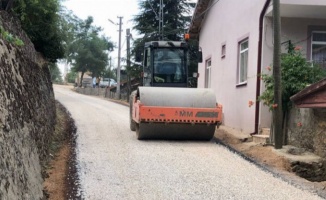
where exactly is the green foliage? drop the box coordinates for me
[12,0,65,62]
[101,67,116,80]
[66,71,77,83]
[132,0,197,80]
[66,16,113,79]
[260,46,326,111]
[133,0,191,41]
[0,25,24,46]
[132,0,192,54]
[57,9,78,59]
[48,63,63,83]
[126,63,142,80]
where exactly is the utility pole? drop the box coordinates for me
[126,28,131,98]
[273,0,283,149]
[159,0,164,40]
[108,56,112,84]
[116,16,123,99]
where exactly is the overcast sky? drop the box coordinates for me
[60,0,196,76]
[62,0,140,66]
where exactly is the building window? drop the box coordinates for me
[311,31,326,69]
[238,39,248,84]
[221,44,226,58]
[205,59,211,88]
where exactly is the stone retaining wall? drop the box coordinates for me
[288,107,326,181]
[288,108,326,158]
[0,11,56,199]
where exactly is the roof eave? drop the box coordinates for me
[188,0,211,39]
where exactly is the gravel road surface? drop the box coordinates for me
[54,85,322,200]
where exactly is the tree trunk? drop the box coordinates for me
[273,0,283,149]
[5,0,14,11]
[80,71,85,87]
[282,110,288,145]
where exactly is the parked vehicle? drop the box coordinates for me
[99,78,117,88]
[99,80,109,88]
[108,79,117,87]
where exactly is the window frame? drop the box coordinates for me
[221,43,226,59]
[311,31,326,66]
[205,58,212,88]
[237,39,249,86]
[307,26,326,62]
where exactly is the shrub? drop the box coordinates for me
[260,45,326,112]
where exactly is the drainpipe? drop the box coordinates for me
[251,0,272,136]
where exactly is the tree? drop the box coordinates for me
[101,68,116,80]
[66,16,113,86]
[66,71,77,83]
[133,0,190,41]
[12,0,65,62]
[48,63,63,83]
[1,0,14,10]
[132,0,196,78]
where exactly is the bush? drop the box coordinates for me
[260,46,326,112]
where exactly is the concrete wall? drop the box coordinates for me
[74,87,129,101]
[0,12,56,199]
[288,108,326,158]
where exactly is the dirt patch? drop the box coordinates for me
[215,129,292,172]
[43,101,79,200]
[43,143,70,200]
[244,145,291,170]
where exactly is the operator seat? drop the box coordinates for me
[161,62,176,82]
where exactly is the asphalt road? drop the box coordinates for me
[54,85,323,200]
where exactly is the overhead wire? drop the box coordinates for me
[147,0,159,20]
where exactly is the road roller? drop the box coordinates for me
[129,41,222,140]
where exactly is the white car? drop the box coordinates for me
[99,78,117,88]
[99,80,109,88]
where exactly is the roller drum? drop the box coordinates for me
[135,87,218,140]
[138,87,217,108]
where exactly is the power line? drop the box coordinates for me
[147,0,159,20]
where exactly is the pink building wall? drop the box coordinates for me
[197,0,266,133]
[197,0,326,134]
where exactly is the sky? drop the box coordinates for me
[60,0,140,76]
[59,0,197,77]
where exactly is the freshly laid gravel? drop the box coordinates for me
[54,85,322,200]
